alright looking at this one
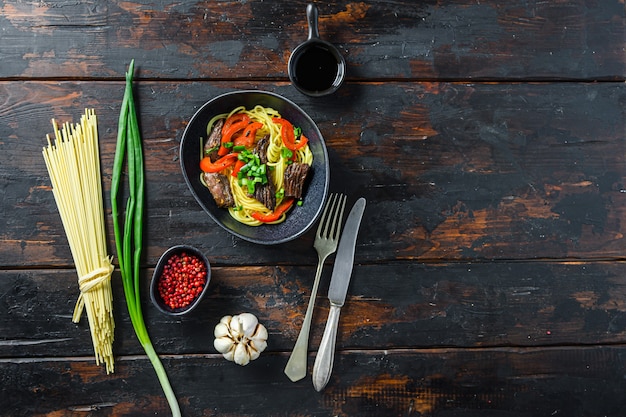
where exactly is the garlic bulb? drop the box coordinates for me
[213,313,268,366]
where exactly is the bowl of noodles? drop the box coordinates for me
[180,90,330,245]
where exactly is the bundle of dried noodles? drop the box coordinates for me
[42,109,115,373]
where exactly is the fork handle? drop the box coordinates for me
[284,256,327,382]
[312,303,341,391]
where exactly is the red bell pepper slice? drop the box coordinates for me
[251,197,295,223]
[221,114,250,134]
[231,159,246,177]
[234,122,263,148]
[296,135,309,155]
[218,120,250,156]
[200,153,238,173]
[273,118,308,151]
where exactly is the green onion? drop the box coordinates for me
[235,149,269,190]
[238,149,252,160]
[241,178,255,194]
[240,163,251,174]
[280,147,293,159]
[110,60,181,417]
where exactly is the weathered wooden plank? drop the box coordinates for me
[0,0,623,80]
[1,81,624,268]
[1,3,623,416]
[2,262,626,359]
[2,345,626,416]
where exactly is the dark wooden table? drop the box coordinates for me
[1,1,625,416]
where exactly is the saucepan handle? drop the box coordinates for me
[306,3,320,40]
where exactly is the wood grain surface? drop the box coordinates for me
[0,0,625,416]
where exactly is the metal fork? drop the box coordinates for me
[284,192,347,382]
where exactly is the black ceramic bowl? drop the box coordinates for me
[150,245,211,316]
[180,90,330,244]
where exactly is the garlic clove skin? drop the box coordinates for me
[213,336,234,354]
[214,322,231,339]
[250,338,267,355]
[237,312,259,336]
[252,322,268,341]
[233,342,250,366]
[250,322,268,352]
[228,315,242,338]
[222,347,235,362]
[248,348,261,362]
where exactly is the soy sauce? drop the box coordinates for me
[293,45,339,93]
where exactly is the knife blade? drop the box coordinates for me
[328,197,366,306]
[312,197,366,391]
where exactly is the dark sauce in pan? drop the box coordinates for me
[293,45,339,92]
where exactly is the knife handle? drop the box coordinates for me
[312,303,341,391]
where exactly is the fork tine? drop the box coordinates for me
[328,194,346,240]
[317,193,337,238]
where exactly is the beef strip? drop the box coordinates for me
[250,134,276,210]
[283,163,311,199]
[203,172,235,208]
[253,135,270,164]
[204,118,224,162]
[254,181,276,211]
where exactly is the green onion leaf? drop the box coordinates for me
[111,60,181,417]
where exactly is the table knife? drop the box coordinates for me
[312,197,366,391]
